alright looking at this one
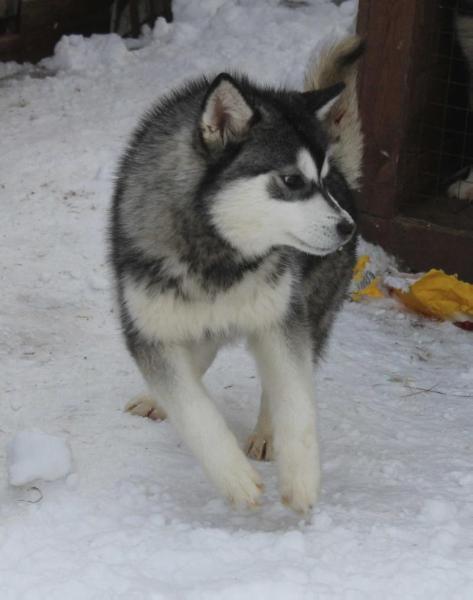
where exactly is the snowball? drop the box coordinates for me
[7,431,73,486]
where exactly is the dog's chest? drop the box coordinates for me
[124,266,294,342]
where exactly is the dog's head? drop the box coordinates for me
[197,73,356,259]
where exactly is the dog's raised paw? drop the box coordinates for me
[246,432,274,461]
[125,394,167,421]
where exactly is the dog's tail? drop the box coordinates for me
[304,35,364,189]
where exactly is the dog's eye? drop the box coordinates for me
[282,174,305,191]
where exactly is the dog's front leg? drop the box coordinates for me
[249,326,319,514]
[125,338,219,421]
[135,340,263,508]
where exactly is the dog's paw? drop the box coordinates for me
[226,467,264,509]
[125,394,167,421]
[279,450,320,514]
[216,454,264,509]
[245,432,274,461]
[280,469,320,514]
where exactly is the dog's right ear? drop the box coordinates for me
[200,73,256,151]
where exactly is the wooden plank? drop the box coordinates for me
[0,0,174,63]
[353,1,473,281]
[360,213,473,282]
[356,0,428,218]
[0,31,21,61]
[18,0,112,63]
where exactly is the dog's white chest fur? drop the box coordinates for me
[123,262,293,342]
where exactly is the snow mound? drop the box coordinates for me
[7,431,73,486]
[43,33,130,73]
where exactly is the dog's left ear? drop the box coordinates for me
[301,82,345,120]
[200,73,256,151]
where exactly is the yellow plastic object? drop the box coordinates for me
[353,255,370,282]
[351,255,385,301]
[392,269,473,321]
[351,276,384,301]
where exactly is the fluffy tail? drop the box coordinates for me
[304,35,364,189]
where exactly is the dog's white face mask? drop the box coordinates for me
[210,148,355,258]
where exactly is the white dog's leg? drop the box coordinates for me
[136,340,262,508]
[246,391,274,461]
[249,327,320,514]
[126,339,218,421]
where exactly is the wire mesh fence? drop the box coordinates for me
[405,0,473,229]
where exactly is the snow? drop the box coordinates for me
[1,0,473,598]
[7,431,73,486]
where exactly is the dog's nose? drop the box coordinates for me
[336,219,355,238]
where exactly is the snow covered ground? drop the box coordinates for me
[1,0,473,598]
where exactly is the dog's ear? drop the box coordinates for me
[301,82,345,120]
[200,73,256,151]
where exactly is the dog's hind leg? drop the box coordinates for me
[125,339,218,421]
[249,325,319,514]
[134,339,263,508]
[246,391,274,461]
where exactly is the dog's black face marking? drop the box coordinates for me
[267,174,318,202]
[189,79,335,206]
[282,174,305,191]
[190,84,349,248]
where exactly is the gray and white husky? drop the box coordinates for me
[110,35,363,513]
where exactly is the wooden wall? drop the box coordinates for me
[0,0,173,63]
[0,0,111,63]
[357,0,473,281]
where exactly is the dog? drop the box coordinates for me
[110,34,363,514]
